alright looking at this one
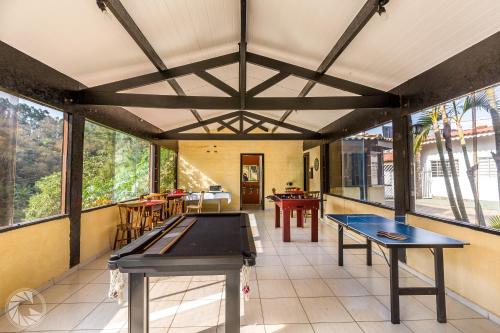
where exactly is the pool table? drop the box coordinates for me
[109,212,256,333]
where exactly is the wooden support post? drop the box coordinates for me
[150,144,160,193]
[67,112,85,268]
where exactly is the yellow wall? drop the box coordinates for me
[323,193,500,317]
[80,205,119,262]
[0,217,70,309]
[406,214,500,317]
[304,146,321,192]
[178,140,303,210]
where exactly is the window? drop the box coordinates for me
[328,121,394,207]
[159,147,177,192]
[82,121,150,209]
[0,90,64,228]
[430,160,459,177]
[478,157,496,177]
[411,82,500,230]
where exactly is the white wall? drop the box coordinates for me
[420,135,498,202]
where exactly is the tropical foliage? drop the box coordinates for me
[412,85,500,229]
[0,91,176,227]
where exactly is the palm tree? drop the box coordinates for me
[451,96,485,225]
[440,105,468,221]
[413,106,462,221]
[485,87,500,206]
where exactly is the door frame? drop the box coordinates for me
[303,152,310,192]
[240,153,265,210]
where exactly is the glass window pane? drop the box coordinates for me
[328,121,394,207]
[0,90,64,228]
[159,147,176,192]
[82,121,150,209]
[411,82,500,230]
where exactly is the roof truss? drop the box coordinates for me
[273,0,387,131]
[157,111,321,140]
[69,0,398,139]
[96,0,210,132]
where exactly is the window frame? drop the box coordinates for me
[327,121,395,208]
[81,119,152,210]
[408,82,500,234]
[0,90,67,230]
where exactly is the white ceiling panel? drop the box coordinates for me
[0,0,155,87]
[122,0,239,68]
[328,0,500,91]
[248,0,366,70]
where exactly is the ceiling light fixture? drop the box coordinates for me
[377,0,389,20]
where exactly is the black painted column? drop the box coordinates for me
[392,111,411,262]
[150,144,160,193]
[67,112,85,268]
[320,143,329,217]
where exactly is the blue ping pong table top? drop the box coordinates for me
[326,214,467,248]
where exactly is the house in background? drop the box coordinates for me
[415,125,499,222]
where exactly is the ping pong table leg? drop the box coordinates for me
[283,209,291,242]
[226,270,240,332]
[434,248,447,323]
[389,248,400,324]
[366,240,372,266]
[129,273,149,333]
[275,204,280,228]
[338,225,344,266]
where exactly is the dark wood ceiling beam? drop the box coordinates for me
[157,133,321,140]
[216,116,240,131]
[246,72,290,97]
[243,120,265,134]
[217,117,239,131]
[242,116,269,132]
[161,111,242,135]
[272,0,386,131]
[218,120,240,133]
[246,52,385,96]
[195,71,239,97]
[85,53,239,93]
[239,0,247,109]
[98,0,209,132]
[241,111,319,135]
[74,92,399,110]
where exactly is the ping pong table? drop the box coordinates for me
[326,214,468,324]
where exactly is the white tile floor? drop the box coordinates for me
[1,209,499,333]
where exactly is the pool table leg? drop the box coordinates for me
[283,209,291,242]
[275,204,280,228]
[226,270,240,332]
[311,208,318,242]
[129,273,149,333]
[296,208,303,228]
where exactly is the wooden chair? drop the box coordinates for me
[171,198,184,215]
[186,191,204,213]
[113,203,144,249]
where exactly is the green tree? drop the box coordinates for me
[24,172,61,220]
